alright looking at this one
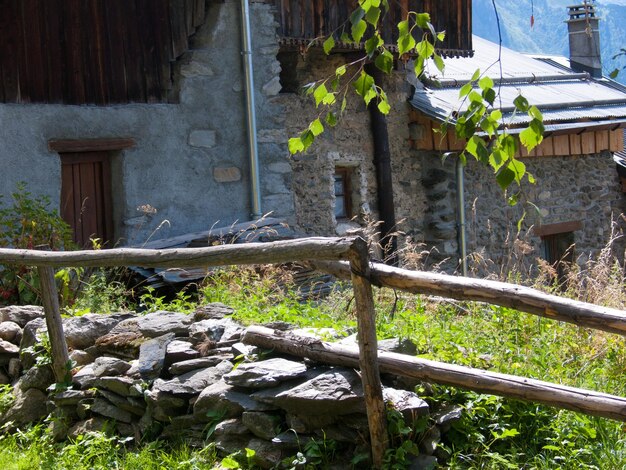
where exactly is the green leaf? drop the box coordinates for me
[350,7,365,25]
[437,31,446,42]
[323,35,335,55]
[220,457,241,469]
[363,87,377,106]
[336,65,347,77]
[471,69,481,81]
[397,19,409,36]
[416,40,435,60]
[478,76,494,91]
[309,118,324,136]
[398,31,416,55]
[322,92,336,105]
[313,83,328,107]
[610,68,619,79]
[374,49,394,74]
[365,34,382,56]
[499,134,518,158]
[433,53,445,73]
[352,19,367,43]
[528,105,543,121]
[245,448,256,459]
[365,6,381,25]
[482,87,496,105]
[326,111,338,127]
[496,166,515,190]
[520,121,543,151]
[459,83,473,98]
[490,109,503,122]
[415,13,431,28]
[507,158,526,183]
[513,95,530,112]
[378,97,391,114]
[353,71,375,99]
[288,137,304,154]
[341,97,347,113]
[301,130,314,150]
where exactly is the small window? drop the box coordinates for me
[534,221,582,284]
[334,167,353,219]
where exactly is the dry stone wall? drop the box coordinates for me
[0,305,462,469]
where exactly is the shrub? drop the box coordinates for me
[0,183,75,305]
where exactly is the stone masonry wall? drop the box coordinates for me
[0,1,293,246]
[275,51,427,247]
[463,151,626,272]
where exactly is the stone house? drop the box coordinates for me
[0,0,471,249]
[1,1,624,276]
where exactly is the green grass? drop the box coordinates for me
[3,265,626,469]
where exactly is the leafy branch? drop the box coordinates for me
[288,0,545,195]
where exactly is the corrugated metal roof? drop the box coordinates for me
[411,36,626,130]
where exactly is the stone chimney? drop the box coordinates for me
[567,1,602,78]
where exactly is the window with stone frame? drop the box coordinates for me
[334,167,354,220]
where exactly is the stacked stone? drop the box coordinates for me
[0,305,461,469]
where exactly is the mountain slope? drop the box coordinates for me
[472,0,626,84]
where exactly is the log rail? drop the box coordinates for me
[2,236,626,468]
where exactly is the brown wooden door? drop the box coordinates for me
[60,151,113,248]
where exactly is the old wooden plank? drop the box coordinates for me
[553,134,571,156]
[63,0,86,104]
[595,130,610,152]
[123,0,146,102]
[41,0,65,103]
[569,133,582,155]
[169,0,188,59]
[103,1,129,103]
[137,0,162,102]
[610,129,624,152]
[581,131,596,154]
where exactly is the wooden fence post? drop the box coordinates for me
[37,266,71,383]
[349,238,388,468]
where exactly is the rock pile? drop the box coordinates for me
[0,304,460,468]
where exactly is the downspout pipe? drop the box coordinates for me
[240,0,262,219]
[366,64,398,265]
[456,156,468,277]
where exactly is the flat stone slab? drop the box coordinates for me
[166,340,200,363]
[92,357,132,377]
[168,355,232,375]
[152,360,232,396]
[53,390,97,406]
[194,379,275,421]
[138,311,192,338]
[223,358,307,388]
[92,376,138,396]
[252,368,365,416]
[242,411,282,440]
[91,398,133,423]
[137,332,175,380]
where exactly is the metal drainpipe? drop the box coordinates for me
[456,156,468,277]
[240,0,262,219]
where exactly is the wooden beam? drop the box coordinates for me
[311,260,626,337]
[533,220,583,237]
[349,238,388,468]
[48,138,136,153]
[0,237,356,269]
[242,325,626,422]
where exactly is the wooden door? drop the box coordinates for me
[60,151,113,248]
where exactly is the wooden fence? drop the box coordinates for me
[1,236,626,469]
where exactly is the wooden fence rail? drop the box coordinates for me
[313,260,626,336]
[1,236,626,468]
